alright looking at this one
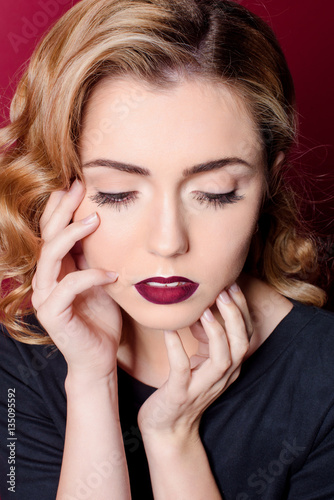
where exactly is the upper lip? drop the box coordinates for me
[136,276,196,285]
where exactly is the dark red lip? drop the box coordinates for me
[134,276,199,305]
[136,276,195,285]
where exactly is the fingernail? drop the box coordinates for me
[69,179,81,194]
[82,212,98,225]
[106,271,119,281]
[202,308,215,322]
[229,282,240,293]
[218,290,231,304]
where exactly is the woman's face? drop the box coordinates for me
[75,77,265,331]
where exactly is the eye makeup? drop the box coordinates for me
[89,191,138,211]
[89,190,244,211]
[192,191,244,209]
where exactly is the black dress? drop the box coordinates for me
[1,300,334,499]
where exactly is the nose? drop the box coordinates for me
[146,195,189,258]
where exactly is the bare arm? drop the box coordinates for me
[143,431,222,500]
[31,181,131,499]
[58,376,130,499]
[138,285,252,499]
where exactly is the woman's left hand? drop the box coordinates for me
[137,283,253,443]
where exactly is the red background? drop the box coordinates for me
[0,0,333,304]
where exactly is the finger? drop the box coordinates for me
[34,213,100,292]
[200,309,231,376]
[41,180,85,242]
[189,320,209,344]
[35,269,119,322]
[39,189,67,232]
[227,283,254,339]
[189,321,209,358]
[225,367,242,388]
[164,330,190,391]
[189,352,208,370]
[70,241,90,270]
[216,291,250,365]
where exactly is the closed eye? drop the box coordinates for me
[89,190,244,211]
[193,191,244,208]
[89,191,138,211]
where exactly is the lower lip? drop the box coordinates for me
[134,283,199,305]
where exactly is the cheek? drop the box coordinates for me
[74,198,133,269]
[81,220,133,269]
[196,208,257,276]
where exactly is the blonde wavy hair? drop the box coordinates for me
[0,0,327,344]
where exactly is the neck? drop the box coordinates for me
[116,274,293,386]
[117,310,198,387]
[235,274,293,358]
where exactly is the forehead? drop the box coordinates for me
[80,76,263,171]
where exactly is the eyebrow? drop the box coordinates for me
[82,157,253,177]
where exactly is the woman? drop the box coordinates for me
[0,0,333,498]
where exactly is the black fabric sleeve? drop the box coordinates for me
[0,327,66,500]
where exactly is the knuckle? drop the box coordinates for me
[229,367,242,385]
[170,389,188,407]
[237,292,248,308]
[229,306,243,323]
[35,302,48,324]
[174,359,190,375]
[247,324,255,338]
[64,320,81,337]
[221,357,233,372]
[233,337,250,358]
[212,357,232,378]
[63,274,78,289]
[237,344,249,360]
[40,224,54,242]
[210,324,225,338]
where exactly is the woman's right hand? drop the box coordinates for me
[31,180,122,383]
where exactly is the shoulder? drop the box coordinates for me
[289,300,334,342]
[241,274,334,356]
[262,301,334,401]
[0,316,67,391]
[268,299,334,368]
[0,315,67,439]
[0,319,66,498]
[237,300,334,403]
[288,301,334,375]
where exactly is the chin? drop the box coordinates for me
[108,283,222,331]
[120,302,207,332]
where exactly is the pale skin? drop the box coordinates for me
[31,77,292,499]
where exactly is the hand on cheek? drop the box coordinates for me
[31,180,122,382]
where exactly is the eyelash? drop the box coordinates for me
[193,191,244,208]
[89,190,244,211]
[89,191,137,211]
